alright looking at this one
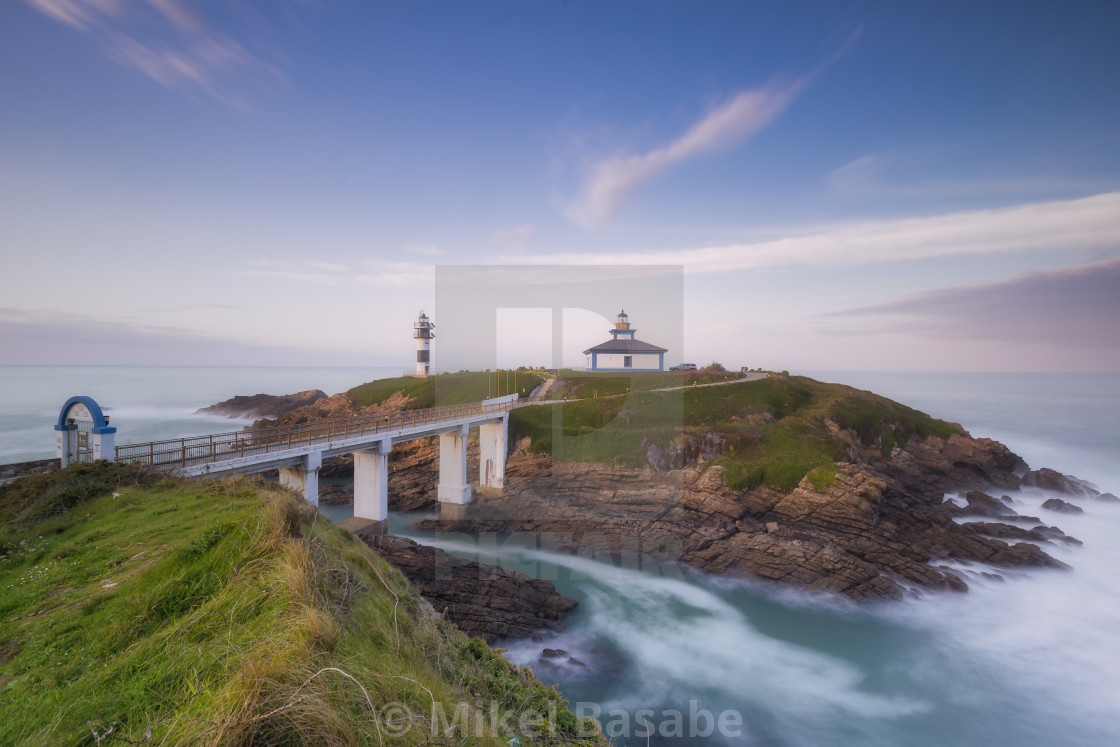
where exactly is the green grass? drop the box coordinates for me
[511,374,961,493]
[347,370,545,411]
[545,369,741,401]
[0,463,601,745]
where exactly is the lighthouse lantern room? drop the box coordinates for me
[413,311,435,376]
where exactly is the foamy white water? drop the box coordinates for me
[3,367,1117,744]
[403,372,1120,745]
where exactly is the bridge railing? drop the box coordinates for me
[114,398,513,469]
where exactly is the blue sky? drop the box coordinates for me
[1,0,1118,371]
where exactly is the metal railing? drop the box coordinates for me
[114,398,516,470]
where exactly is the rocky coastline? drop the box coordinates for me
[405,429,1108,602]
[196,377,1108,618]
[196,389,329,419]
[346,524,578,643]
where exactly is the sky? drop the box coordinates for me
[1,0,1118,372]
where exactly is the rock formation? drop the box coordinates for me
[197,389,328,419]
[352,529,578,642]
[415,427,1076,602]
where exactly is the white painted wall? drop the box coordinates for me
[595,352,662,370]
[354,442,390,521]
[437,428,471,504]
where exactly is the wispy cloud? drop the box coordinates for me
[235,258,433,288]
[0,306,356,365]
[138,302,245,312]
[25,0,280,104]
[821,258,1120,352]
[565,31,860,227]
[826,150,1119,198]
[520,192,1120,272]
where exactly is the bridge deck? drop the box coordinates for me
[114,398,516,473]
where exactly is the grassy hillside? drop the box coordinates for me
[544,369,741,400]
[0,463,600,745]
[510,374,960,493]
[347,370,546,410]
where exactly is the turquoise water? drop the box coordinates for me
[2,367,1118,744]
[405,372,1120,745]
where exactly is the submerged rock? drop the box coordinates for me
[960,491,1018,518]
[1041,498,1084,514]
[962,522,1052,543]
[1023,468,1098,497]
[1031,525,1084,546]
[317,483,353,506]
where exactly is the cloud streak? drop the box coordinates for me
[25,0,279,103]
[525,192,1120,272]
[235,258,433,289]
[566,82,806,227]
[0,306,364,365]
[823,258,1120,350]
[566,30,860,227]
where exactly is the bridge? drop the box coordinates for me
[55,394,519,524]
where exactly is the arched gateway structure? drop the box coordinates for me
[73,393,517,523]
[55,396,116,467]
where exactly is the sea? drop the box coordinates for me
[1,365,1118,746]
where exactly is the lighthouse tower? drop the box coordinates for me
[611,309,635,340]
[413,311,435,376]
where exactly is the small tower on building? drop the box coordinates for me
[413,311,435,376]
[583,309,667,371]
[611,310,635,341]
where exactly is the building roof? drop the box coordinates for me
[583,338,667,354]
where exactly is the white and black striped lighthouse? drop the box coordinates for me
[413,311,435,376]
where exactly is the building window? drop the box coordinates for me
[624,356,632,368]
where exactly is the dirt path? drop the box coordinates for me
[522,371,770,407]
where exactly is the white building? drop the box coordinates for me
[582,310,667,371]
[413,311,434,376]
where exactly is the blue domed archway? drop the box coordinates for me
[55,396,116,467]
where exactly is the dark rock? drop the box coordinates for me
[1000,495,1013,504]
[568,656,588,668]
[1023,468,1097,497]
[1096,492,1120,503]
[961,491,1018,518]
[317,483,353,506]
[197,389,328,419]
[962,522,1050,543]
[353,531,577,643]
[540,648,568,659]
[435,430,1069,603]
[939,568,969,592]
[1031,525,1083,546]
[0,458,57,483]
[1041,498,1084,514]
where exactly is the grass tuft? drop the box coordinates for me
[0,464,601,745]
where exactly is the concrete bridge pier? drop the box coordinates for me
[479,416,508,489]
[279,451,322,505]
[437,424,472,506]
[353,438,391,522]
